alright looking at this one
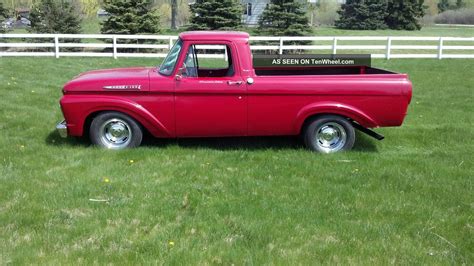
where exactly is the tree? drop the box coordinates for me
[257,0,312,36]
[79,0,101,17]
[438,0,466,13]
[101,0,161,35]
[188,0,242,30]
[385,0,425,31]
[171,0,177,30]
[438,0,451,12]
[456,0,466,9]
[0,3,10,33]
[28,0,82,34]
[335,0,388,30]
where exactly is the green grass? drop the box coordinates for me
[0,57,473,264]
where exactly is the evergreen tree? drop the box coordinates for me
[438,0,450,12]
[28,0,82,34]
[335,0,388,30]
[456,0,465,9]
[385,0,425,31]
[101,0,161,35]
[0,3,10,33]
[257,0,312,36]
[438,0,465,13]
[188,0,242,30]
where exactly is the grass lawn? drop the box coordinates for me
[0,57,473,264]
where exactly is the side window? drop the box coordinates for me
[180,44,235,78]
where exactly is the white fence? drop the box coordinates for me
[1,33,474,59]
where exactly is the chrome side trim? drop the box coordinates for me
[103,85,141,90]
[56,120,68,138]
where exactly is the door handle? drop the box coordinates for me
[227,80,243,86]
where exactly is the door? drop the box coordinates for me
[174,42,247,137]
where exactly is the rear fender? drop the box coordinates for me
[295,102,378,133]
[61,95,172,137]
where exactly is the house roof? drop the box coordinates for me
[179,31,250,42]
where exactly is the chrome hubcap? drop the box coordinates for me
[100,119,132,149]
[314,122,347,153]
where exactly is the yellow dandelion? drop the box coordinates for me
[104,178,110,183]
[169,241,175,246]
[129,159,134,163]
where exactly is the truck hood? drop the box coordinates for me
[63,67,153,93]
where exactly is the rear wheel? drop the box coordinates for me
[90,112,143,149]
[303,115,355,153]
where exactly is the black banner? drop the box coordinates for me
[253,54,372,67]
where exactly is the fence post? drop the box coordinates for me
[332,37,338,54]
[169,36,173,50]
[113,36,117,59]
[54,36,59,58]
[279,37,283,55]
[386,37,392,60]
[438,37,444,60]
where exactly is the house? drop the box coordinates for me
[242,0,346,26]
[241,0,270,26]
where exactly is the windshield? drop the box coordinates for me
[159,39,183,76]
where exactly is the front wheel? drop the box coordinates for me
[303,115,355,153]
[90,112,143,149]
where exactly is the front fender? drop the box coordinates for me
[294,102,378,133]
[60,95,173,138]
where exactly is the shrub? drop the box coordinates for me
[435,8,474,24]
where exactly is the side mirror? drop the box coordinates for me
[175,67,185,81]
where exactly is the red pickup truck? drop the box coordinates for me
[57,31,412,153]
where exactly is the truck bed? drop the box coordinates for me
[254,66,395,76]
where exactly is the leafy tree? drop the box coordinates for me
[79,0,101,17]
[257,0,312,36]
[0,3,10,33]
[335,0,388,30]
[385,0,425,30]
[188,0,242,30]
[28,0,82,34]
[101,0,161,35]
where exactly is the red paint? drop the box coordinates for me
[60,31,412,139]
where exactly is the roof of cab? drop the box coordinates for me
[179,31,249,42]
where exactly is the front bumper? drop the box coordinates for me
[56,120,68,138]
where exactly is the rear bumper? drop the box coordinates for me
[56,120,68,138]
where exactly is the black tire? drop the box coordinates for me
[303,115,355,153]
[89,112,143,149]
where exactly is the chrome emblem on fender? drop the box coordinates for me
[103,85,142,90]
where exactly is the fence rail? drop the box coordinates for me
[1,33,474,59]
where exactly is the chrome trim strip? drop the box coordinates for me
[103,85,141,90]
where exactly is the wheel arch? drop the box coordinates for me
[81,107,170,138]
[295,103,378,134]
[61,95,173,138]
